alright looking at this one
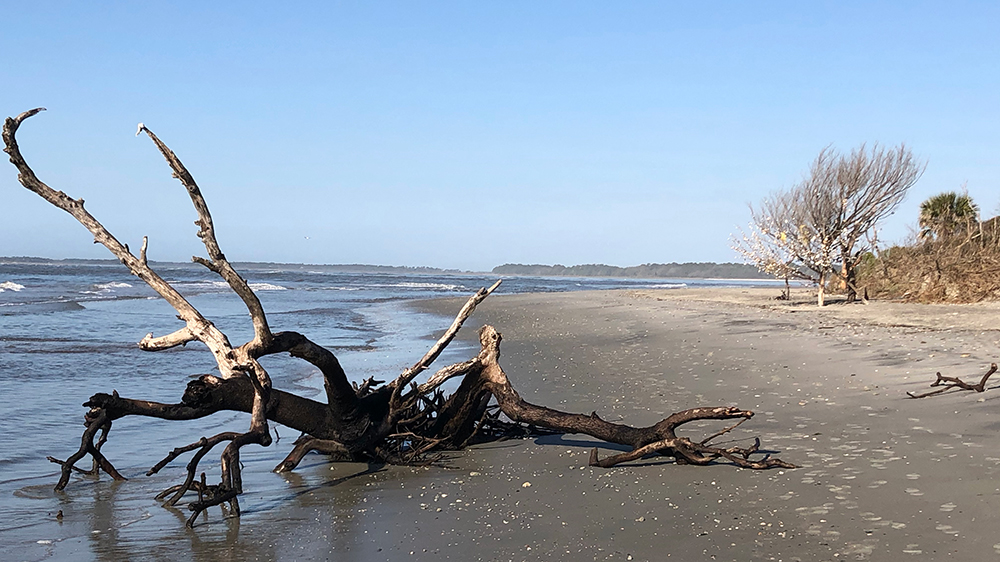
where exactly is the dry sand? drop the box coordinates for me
[386,287,1000,561]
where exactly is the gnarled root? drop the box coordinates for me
[589,434,797,469]
[49,407,126,490]
[274,436,353,473]
[145,428,270,527]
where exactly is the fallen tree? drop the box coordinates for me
[4,108,795,527]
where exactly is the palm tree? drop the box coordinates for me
[918,191,979,240]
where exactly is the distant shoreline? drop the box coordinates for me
[1,256,774,280]
[491,261,771,279]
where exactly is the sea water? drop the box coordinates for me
[0,259,780,560]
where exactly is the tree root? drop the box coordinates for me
[274,436,352,473]
[906,363,998,399]
[51,408,125,490]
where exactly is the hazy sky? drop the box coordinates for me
[2,2,998,271]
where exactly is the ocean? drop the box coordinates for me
[0,259,782,560]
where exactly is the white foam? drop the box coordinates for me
[173,281,230,290]
[0,281,25,293]
[248,282,288,291]
[374,282,462,291]
[96,282,132,290]
[81,281,136,295]
[645,283,688,289]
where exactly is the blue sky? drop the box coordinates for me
[2,2,998,271]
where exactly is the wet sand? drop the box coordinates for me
[19,287,1000,561]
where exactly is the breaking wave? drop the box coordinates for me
[0,281,25,293]
[248,282,288,291]
[97,281,132,289]
[81,281,133,294]
[371,282,463,291]
[171,280,230,292]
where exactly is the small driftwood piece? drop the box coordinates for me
[4,108,797,529]
[906,363,999,399]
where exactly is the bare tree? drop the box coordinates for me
[733,145,923,305]
[732,157,840,306]
[732,191,821,300]
[5,109,795,528]
[832,144,924,301]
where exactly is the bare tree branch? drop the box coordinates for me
[906,363,998,399]
[3,109,239,375]
[389,280,501,409]
[138,125,273,351]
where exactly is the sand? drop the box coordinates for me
[20,287,1000,561]
[397,287,1000,561]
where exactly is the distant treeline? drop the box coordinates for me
[491,262,770,279]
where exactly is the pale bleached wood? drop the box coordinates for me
[415,359,478,395]
[139,327,197,351]
[389,280,501,409]
[3,109,239,378]
[138,125,273,351]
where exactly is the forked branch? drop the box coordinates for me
[5,109,274,525]
[389,280,501,407]
[906,363,998,399]
[138,125,273,351]
[3,109,238,377]
[49,408,126,491]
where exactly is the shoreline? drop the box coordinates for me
[15,287,1000,561]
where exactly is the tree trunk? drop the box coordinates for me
[844,266,858,303]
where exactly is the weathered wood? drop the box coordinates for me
[4,109,796,528]
[4,109,237,377]
[906,363,998,399]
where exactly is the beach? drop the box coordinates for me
[9,284,1000,561]
[399,287,1000,561]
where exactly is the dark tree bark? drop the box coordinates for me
[906,363,998,399]
[5,109,795,528]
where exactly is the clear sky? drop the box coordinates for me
[2,2,998,271]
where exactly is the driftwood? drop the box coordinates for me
[4,108,795,528]
[906,363,998,399]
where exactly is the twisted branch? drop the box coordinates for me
[906,363,998,398]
